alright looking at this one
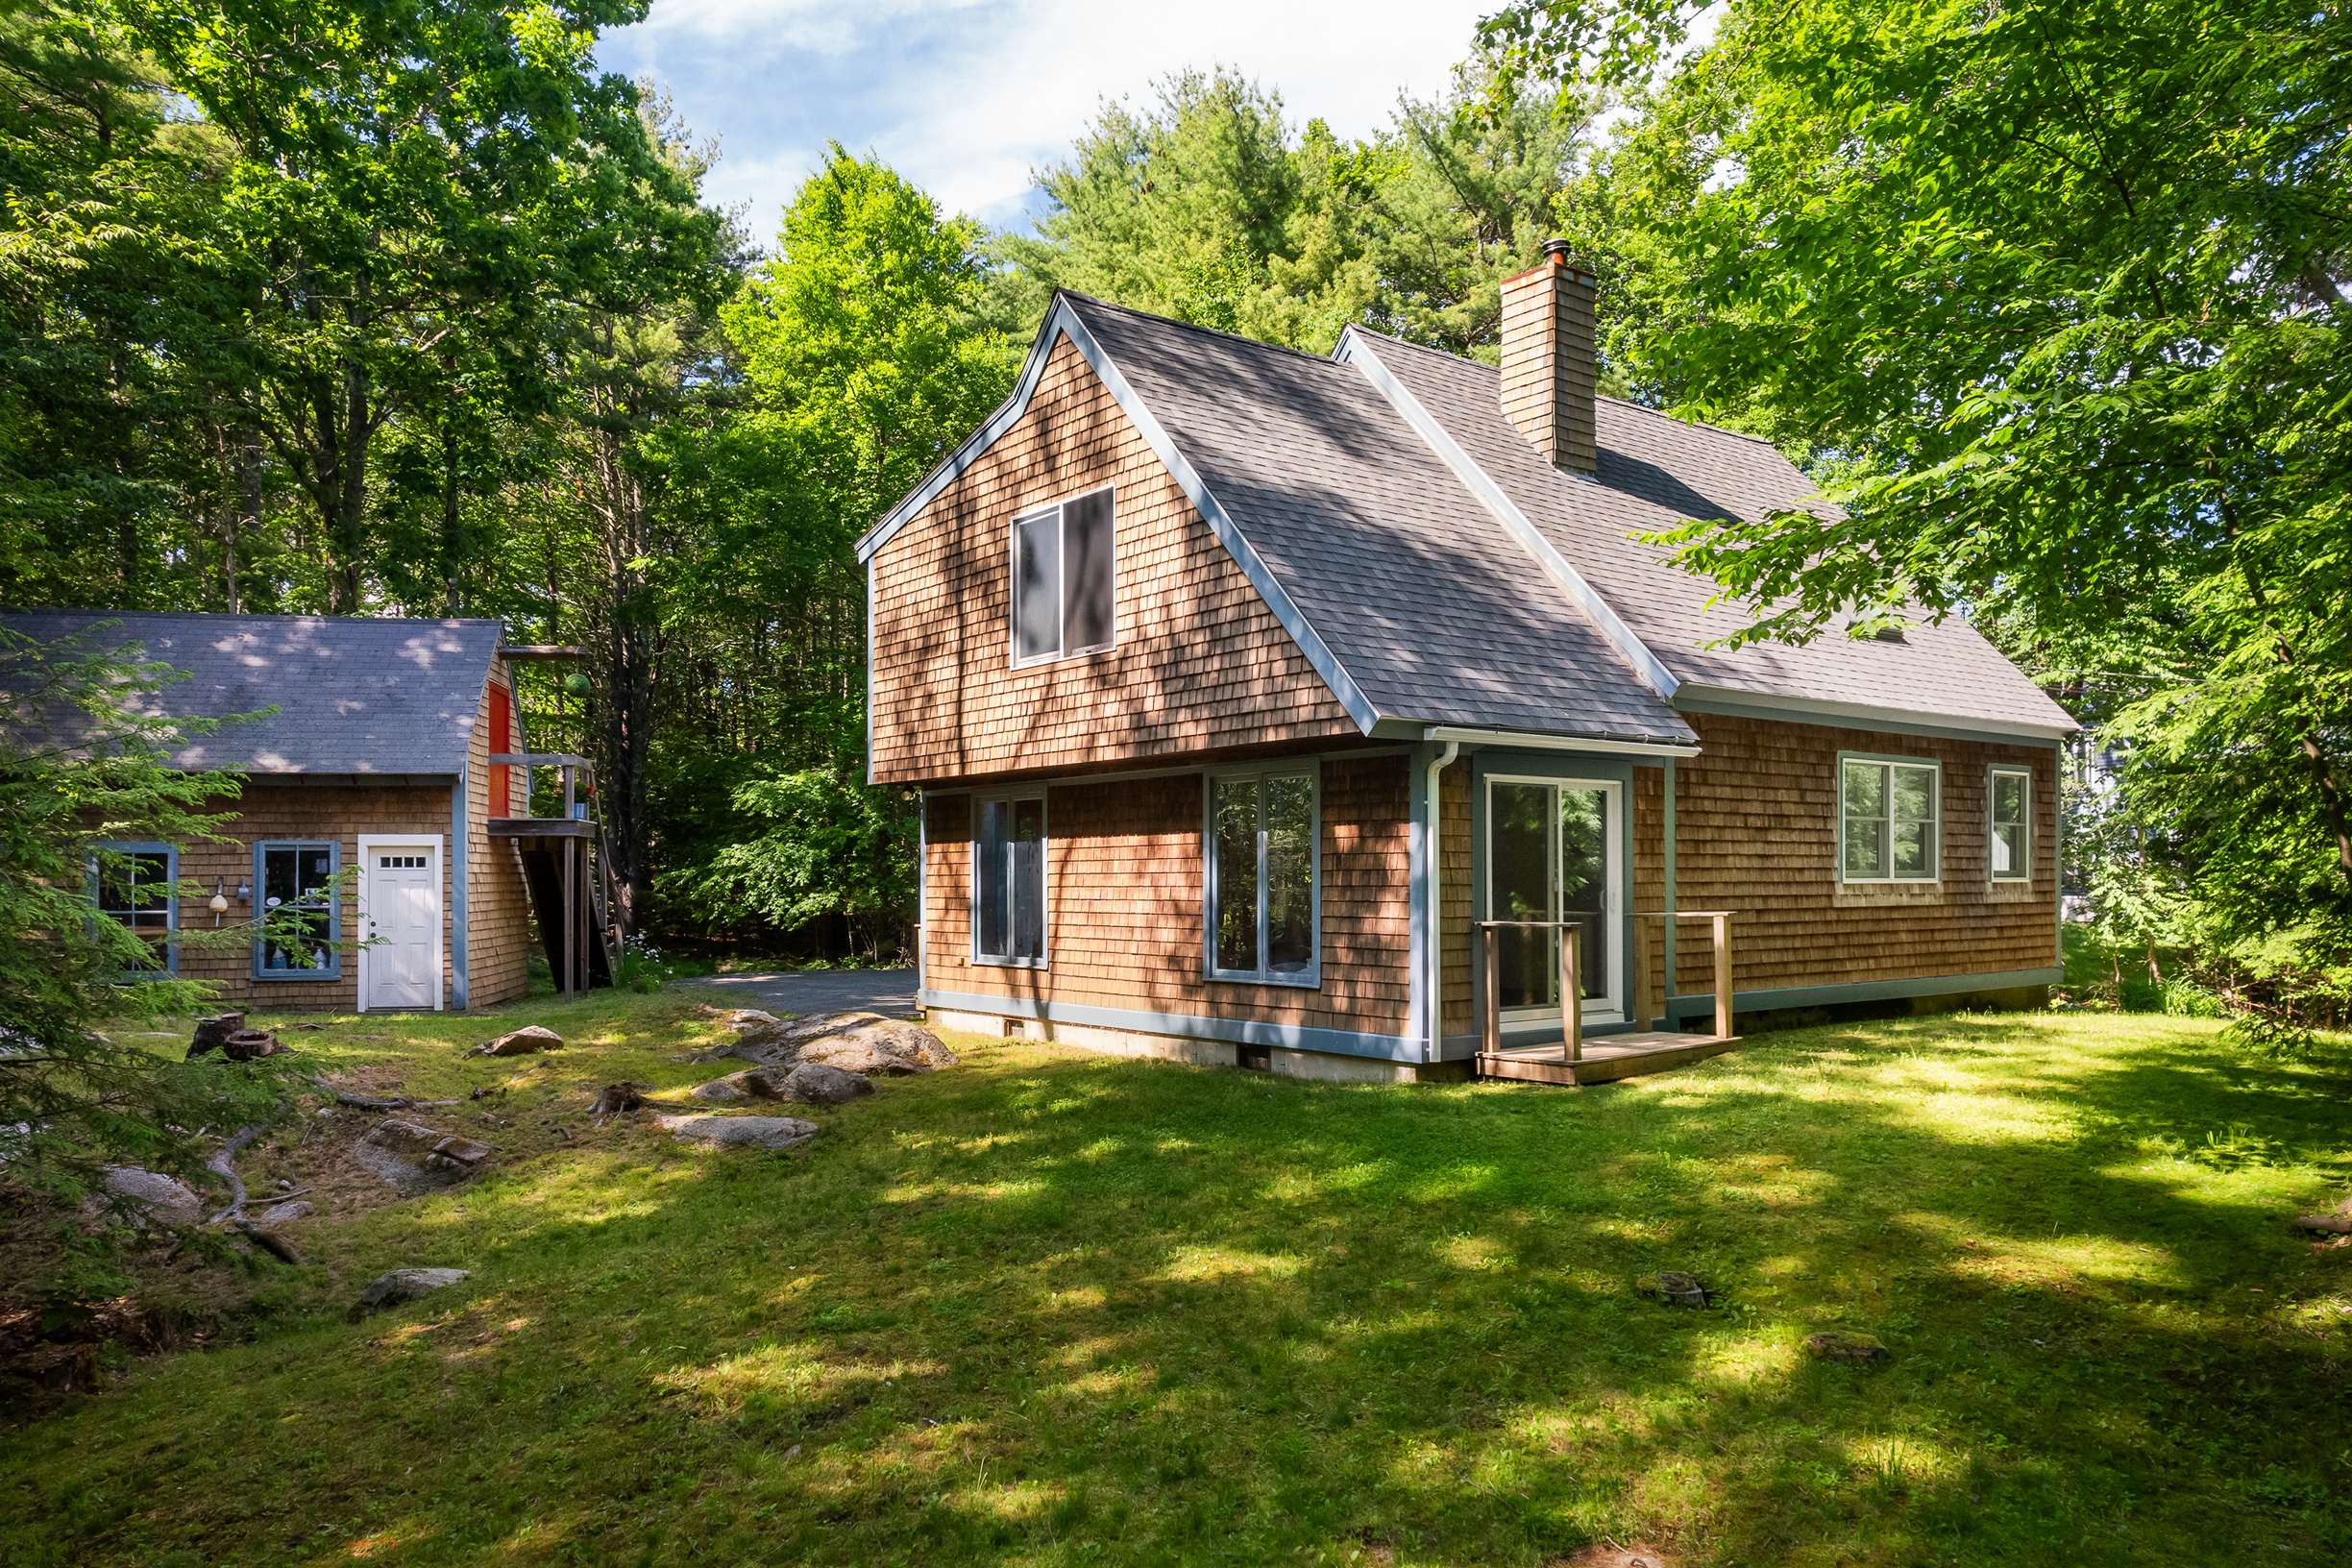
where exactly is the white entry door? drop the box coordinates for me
[361,841,441,1010]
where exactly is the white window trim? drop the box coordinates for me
[1837,751,1943,884]
[970,790,1049,968]
[1202,762,1323,989]
[1481,772,1627,1027]
[1988,764,2034,884]
[1007,483,1117,670]
[355,835,445,1012]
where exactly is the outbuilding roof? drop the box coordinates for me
[0,610,503,776]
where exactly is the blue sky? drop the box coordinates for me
[596,0,1496,248]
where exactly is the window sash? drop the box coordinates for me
[88,842,177,977]
[1204,768,1320,985]
[1840,758,1939,883]
[254,840,341,978]
[972,794,1046,966]
[1990,767,2032,881]
[1009,487,1115,667]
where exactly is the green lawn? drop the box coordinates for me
[4,999,2348,1566]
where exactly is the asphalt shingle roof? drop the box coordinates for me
[1,610,502,775]
[1356,331,2078,733]
[1071,297,1697,745]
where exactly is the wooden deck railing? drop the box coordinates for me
[1478,910,1740,1061]
[1633,911,1736,1040]
[1477,919,1590,1061]
[488,751,594,821]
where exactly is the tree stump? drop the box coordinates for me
[187,1013,248,1059]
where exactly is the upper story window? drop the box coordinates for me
[1840,754,1940,883]
[255,840,340,978]
[1205,766,1320,986]
[88,841,177,977]
[972,792,1047,967]
[1011,486,1115,668]
[1989,765,2032,882]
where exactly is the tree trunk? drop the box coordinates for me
[440,413,464,615]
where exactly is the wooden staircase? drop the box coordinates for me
[489,750,622,994]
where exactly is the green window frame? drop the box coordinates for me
[1839,754,1941,883]
[253,840,341,979]
[87,841,178,979]
[1989,765,2033,882]
[1204,764,1321,987]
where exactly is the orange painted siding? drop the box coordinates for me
[922,753,1413,1039]
[465,664,533,1007]
[868,336,1359,786]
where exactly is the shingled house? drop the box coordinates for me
[861,242,2076,1084]
[10,611,614,1012]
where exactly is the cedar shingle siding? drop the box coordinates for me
[925,754,1414,1039]
[868,336,1359,787]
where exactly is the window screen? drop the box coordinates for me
[1009,488,1114,664]
[1841,759,1939,883]
[1990,768,2030,880]
[1206,770,1319,982]
[975,795,1046,965]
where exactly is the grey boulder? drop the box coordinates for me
[355,1117,494,1193]
[473,1024,562,1058]
[257,1199,314,1224]
[780,1062,873,1106]
[656,1113,821,1151]
[352,1266,471,1318]
[767,1012,956,1076]
[93,1165,205,1228]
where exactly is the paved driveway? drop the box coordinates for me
[681,967,919,1019]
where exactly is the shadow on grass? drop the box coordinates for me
[7,1012,2349,1567]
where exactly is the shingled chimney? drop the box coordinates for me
[1498,238,1598,476]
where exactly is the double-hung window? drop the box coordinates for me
[972,794,1047,967]
[1989,765,2032,882]
[1010,486,1115,667]
[254,840,340,978]
[1840,756,1940,882]
[88,842,177,977]
[1205,767,1320,985]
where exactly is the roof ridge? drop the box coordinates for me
[1339,325,1782,450]
[1058,290,1349,371]
[4,607,506,626]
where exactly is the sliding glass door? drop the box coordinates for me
[1484,775,1624,1024]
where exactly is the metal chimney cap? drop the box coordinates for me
[1540,236,1574,260]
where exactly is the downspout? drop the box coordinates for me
[1422,738,1459,1062]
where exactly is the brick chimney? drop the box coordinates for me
[1498,238,1598,476]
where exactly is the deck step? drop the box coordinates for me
[1475,1031,1741,1087]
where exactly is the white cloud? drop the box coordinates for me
[602,0,1492,242]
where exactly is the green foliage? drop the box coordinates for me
[1482,0,2352,1005]
[0,626,297,1218]
[653,768,914,961]
[998,57,1605,357]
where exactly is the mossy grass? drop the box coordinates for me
[4,1000,2347,1565]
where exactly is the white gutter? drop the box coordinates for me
[1422,737,1459,1062]
[1422,725,1702,760]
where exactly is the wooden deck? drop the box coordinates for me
[1476,1030,1741,1087]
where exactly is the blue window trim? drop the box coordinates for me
[1202,761,1324,989]
[252,839,342,981]
[87,840,178,980]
